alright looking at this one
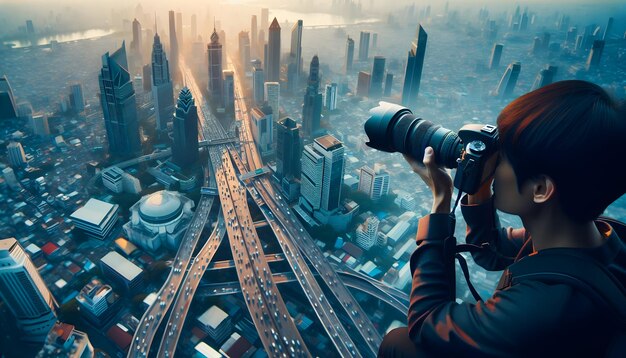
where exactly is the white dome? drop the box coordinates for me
[139,191,183,224]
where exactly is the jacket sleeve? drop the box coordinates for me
[407,213,578,356]
[460,195,529,271]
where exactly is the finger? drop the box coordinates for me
[423,147,435,168]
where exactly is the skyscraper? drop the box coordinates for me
[345,36,354,73]
[494,62,521,98]
[358,165,390,201]
[261,8,269,35]
[290,20,303,83]
[0,75,18,119]
[276,117,301,182]
[251,15,258,58]
[151,29,175,132]
[302,56,323,138]
[238,31,251,72]
[324,83,338,111]
[131,18,143,68]
[267,18,281,82]
[0,238,57,342]
[7,142,27,167]
[142,64,152,92]
[264,82,280,116]
[98,42,141,157]
[300,135,345,213]
[31,114,49,136]
[603,17,614,40]
[26,20,35,35]
[168,10,179,81]
[172,87,199,168]
[369,56,386,97]
[384,73,393,97]
[372,33,378,53]
[358,31,370,61]
[69,83,85,113]
[249,104,274,158]
[489,43,503,70]
[530,65,557,91]
[223,70,235,112]
[208,29,223,106]
[252,60,265,105]
[586,40,605,71]
[357,71,371,97]
[356,216,379,250]
[401,24,427,108]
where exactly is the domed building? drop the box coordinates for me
[123,190,194,252]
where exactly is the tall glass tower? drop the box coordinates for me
[151,29,174,132]
[207,29,223,106]
[267,18,281,82]
[401,24,427,109]
[172,87,199,168]
[302,56,323,138]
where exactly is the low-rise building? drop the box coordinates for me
[99,252,143,293]
[70,199,119,239]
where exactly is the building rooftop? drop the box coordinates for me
[314,134,343,151]
[194,342,222,358]
[100,251,142,282]
[198,305,228,329]
[70,198,116,226]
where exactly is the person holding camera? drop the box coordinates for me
[372,80,626,357]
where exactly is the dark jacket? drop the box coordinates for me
[407,195,626,357]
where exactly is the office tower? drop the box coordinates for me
[369,56,386,97]
[358,31,370,61]
[401,24,427,108]
[531,65,558,91]
[384,73,393,97]
[7,142,27,167]
[151,30,175,132]
[176,12,183,49]
[324,83,338,111]
[222,70,235,112]
[267,18,281,82]
[172,87,199,168]
[208,29,223,106]
[494,62,521,98]
[238,31,251,72]
[38,322,94,358]
[531,36,542,55]
[142,64,151,92]
[566,27,578,47]
[300,135,345,213]
[131,18,142,65]
[290,20,303,82]
[26,20,35,35]
[603,17,614,40]
[542,32,551,52]
[372,33,378,53]
[261,8,269,35]
[345,36,354,73]
[358,165,390,201]
[98,42,141,157]
[69,83,85,113]
[581,24,597,52]
[252,60,265,105]
[489,43,503,70]
[168,11,179,81]
[0,238,57,342]
[31,114,50,136]
[276,117,301,182]
[356,216,379,250]
[250,104,274,157]
[586,40,605,71]
[286,63,298,94]
[0,75,18,119]
[519,12,529,31]
[302,56,323,138]
[191,14,197,43]
[357,71,371,97]
[264,82,280,116]
[251,15,258,57]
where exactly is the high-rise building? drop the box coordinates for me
[603,17,614,40]
[369,56,386,97]
[261,8,269,35]
[290,20,303,83]
[357,71,371,97]
[238,31,251,72]
[401,24,427,108]
[251,15,258,57]
[494,62,521,98]
[0,75,18,119]
[26,20,35,35]
[384,72,393,97]
[566,27,578,48]
[252,60,265,105]
[264,82,280,116]
[131,18,143,66]
[345,36,354,73]
[7,142,27,167]
[324,83,338,111]
[208,29,223,106]
[142,64,152,92]
[372,33,378,53]
[75,278,117,326]
[258,29,265,61]
[249,104,274,158]
[356,216,379,250]
[98,42,141,157]
[223,71,235,113]
[276,117,301,182]
[489,43,503,70]
[358,31,370,61]
[0,238,57,342]
[30,114,49,136]
[172,87,199,168]
[102,166,124,193]
[151,30,175,132]
[2,167,20,190]
[300,135,345,213]
[302,56,323,138]
[69,83,85,113]
[176,12,183,49]
[530,65,558,91]
[358,165,390,201]
[267,18,281,82]
[168,11,179,81]
[586,40,605,71]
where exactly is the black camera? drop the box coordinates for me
[364,102,499,194]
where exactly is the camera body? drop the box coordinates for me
[364,102,499,194]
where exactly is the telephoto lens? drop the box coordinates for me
[364,102,463,168]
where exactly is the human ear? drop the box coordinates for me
[532,175,556,204]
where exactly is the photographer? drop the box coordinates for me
[377,81,626,357]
